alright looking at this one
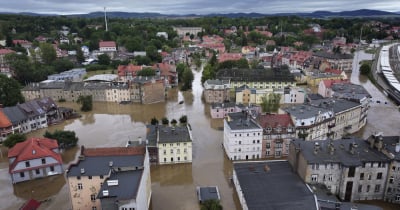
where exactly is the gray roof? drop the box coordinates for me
[64,82,84,91]
[39,80,65,89]
[197,186,220,202]
[216,68,295,83]
[146,124,158,147]
[131,76,162,84]
[67,155,144,177]
[234,161,318,210]
[17,100,46,117]
[235,85,256,93]
[292,138,389,166]
[226,112,262,130]
[211,102,236,109]
[3,106,27,124]
[97,170,142,200]
[376,136,400,161]
[284,104,332,120]
[158,125,192,144]
[204,79,228,86]
[332,83,371,101]
[309,98,361,114]
[313,51,353,60]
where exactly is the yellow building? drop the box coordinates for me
[157,125,193,164]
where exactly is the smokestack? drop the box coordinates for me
[314,142,320,155]
[104,7,108,32]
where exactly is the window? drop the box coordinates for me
[266,143,270,148]
[367,174,372,180]
[20,172,25,178]
[100,175,104,179]
[170,149,173,154]
[184,148,187,153]
[164,158,166,162]
[389,176,394,184]
[163,150,166,155]
[360,173,364,180]
[348,167,355,177]
[328,174,333,181]
[77,176,81,180]
[41,158,46,164]
[91,194,96,201]
[396,195,400,201]
[374,184,380,193]
[238,141,241,145]
[366,185,370,192]
[92,207,97,210]
[78,183,83,190]
[25,161,30,167]
[311,174,318,182]
[377,172,382,180]
[358,185,362,193]
[35,169,40,174]
[50,166,54,171]
[89,176,92,179]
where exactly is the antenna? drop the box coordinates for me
[104,7,108,32]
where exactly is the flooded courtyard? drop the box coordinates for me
[0,51,399,210]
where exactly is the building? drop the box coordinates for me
[318,79,349,98]
[3,106,29,134]
[17,100,49,132]
[283,86,306,104]
[173,27,203,37]
[0,108,12,142]
[210,103,261,119]
[313,52,353,72]
[223,112,263,160]
[203,79,230,103]
[256,113,295,158]
[233,161,319,210]
[8,138,63,183]
[0,49,15,77]
[99,41,117,52]
[67,147,151,210]
[157,125,193,164]
[289,137,390,202]
[306,71,345,87]
[283,104,335,141]
[47,68,87,82]
[130,76,166,104]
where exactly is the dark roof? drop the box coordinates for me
[292,138,390,166]
[3,106,27,124]
[146,124,158,147]
[313,51,353,60]
[197,186,220,202]
[234,161,318,210]
[226,112,262,131]
[67,155,144,177]
[97,169,142,200]
[235,85,256,93]
[158,125,192,144]
[376,136,400,161]
[284,104,332,120]
[332,83,371,101]
[309,98,361,114]
[216,68,295,82]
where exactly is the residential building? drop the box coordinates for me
[203,79,230,103]
[157,125,193,164]
[283,104,335,141]
[233,161,319,210]
[8,138,63,183]
[130,76,166,104]
[3,106,29,134]
[173,27,203,37]
[0,49,15,77]
[217,68,296,90]
[289,137,390,202]
[17,100,48,132]
[318,79,350,98]
[313,52,353,72]
[152,63,178,87]
[223,112,263,160]
[210,103,261,119]
[217,53,243,63]
[306,71,345,87]
[379,135,400,204]
[0,108,12,142]
[283,86,306,104]
[67,146,151,210]
[99,41,117,53]
[257,113,295,158]
[47,68,87,82]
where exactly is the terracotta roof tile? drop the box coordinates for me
[0,109,12,128]
[257,113,294,128]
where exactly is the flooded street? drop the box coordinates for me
[0,50,399,210]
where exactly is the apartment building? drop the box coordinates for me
[203,79,230,103]
[157,125,193,165]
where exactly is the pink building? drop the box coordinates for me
[318,79,349,97]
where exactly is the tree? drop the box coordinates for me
[52,59,74,73]
[44,130,79,148]
[145,45,161,62]
[150,117,159,125]
[137,68,156,76]
[0,74,24,106]
[39,43,57,65]
[76,46,85,64]
[176,63,187,82]
[77,95,93,112]
[260,93,281,113]
[3,133,26,148]
[171,119,177,125]
[181,68,194,91]
[98,53,111,66]
[201,64,216,84]
[360,63,371,75]
[179,115,187,124]
[161,117,169,125]
[201,199,223,210]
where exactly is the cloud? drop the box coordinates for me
[0,0,399,15]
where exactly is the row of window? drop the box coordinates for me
[25,158,48,167]
[161,143,188,147]
[19,166,55,178]
[162,148,188,154]
[358,184,381,193]
[234,133,261,137]
[77,175,104,180]
[163,156,188,162]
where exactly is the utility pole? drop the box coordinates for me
[104,7,108,32]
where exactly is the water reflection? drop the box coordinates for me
[13,174,65,201]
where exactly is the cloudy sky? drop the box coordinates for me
[1,0,399,15]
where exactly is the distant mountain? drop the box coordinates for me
[2,9,399,19]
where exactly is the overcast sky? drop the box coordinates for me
[1,0,399,15]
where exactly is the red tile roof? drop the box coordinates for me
[257,113,294,128]
[0,49,15,55]
[118,64,143,77]
[20,199,41,210]
[322,79,349,88]
[0,109,12,128]
[8,138,62,173]
[99,41,116,48]
[218,53,243,63]
[82,146,146,157]
[324,68,342,75]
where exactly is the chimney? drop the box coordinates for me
[349,142,358,155]
[396,140,400,153]
[80,168,85,174]
[314,142,320,155]
[109,161,113,167]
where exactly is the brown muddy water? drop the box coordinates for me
[1,54,400,210]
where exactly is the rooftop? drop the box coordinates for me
[216,68,295,82]
[197,186,220,203]
[226,112,262,131]
[158,125,192,144]
[313,51,353,60]
[0,109,12,128]
[257,113,294,129]
[234,161,318,210]
[284,104,333,120]
[97,169,142,200]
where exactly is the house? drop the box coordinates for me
[203,79,230,103]
[8,138,63,183]
[172,27,203,37]
[117,64,143,82]
[152,63,177,87]
[66,146,151,210]
[157,125,193,164]
[289,137,390,202]
[0,48,15,77]
[223,112,263,160]
[217,53,243,63]
[99,41,117,56]
[233,161,319,210]
[257,113,295,158]
[3,106,29,134]
[17,100,48,132]
[283,86,306,104]
[0,108,12,142]
[130,76,166,104]
[313,52,353,72]
[318,79,349,98]
[12,40,32,48]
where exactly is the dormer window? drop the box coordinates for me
[32,150,36,155]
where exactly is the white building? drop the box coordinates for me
[223,112,263,160]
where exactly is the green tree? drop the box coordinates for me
[179,115,187,124]
[44,130,79,148]
[0,74,24,106]
[145,45,161,62]
[171,119,178,125]
[360,63,371,75]
[76,46,85,64]
[181,67,194,91]
[52,59,74,73]
[201,199,223,210]
[98,53,111,66]
[260,93,281,113]
[77,95,93,112]
[150,117,159,125]
[201,64,216,84]
[3,133,26,148]
[137,68,156,76]
[176,63,187,82]
[161,117,169,125]
[39,42,57,65]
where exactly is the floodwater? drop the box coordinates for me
[1,50,400,210]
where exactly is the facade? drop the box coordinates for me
[233,161,318,210]
[306,72,345,87]
[203,79,230,103]
[17,100,48,133]
[0,108,13,142]
[313,52,353,72]
[223,112,263,160]
[157,125,193,164]
[67,147,151,210]
[99,41,117,52]
[318,79,349,98]
[289,137,390,202]
[0,49,15,77]
[210,103,261,119]
[284,104,335,141]
[257,113,295,159]
[379,135,400,204]
[173,27,203,37]
[131,77,166,104]
[283,86,306,104]
[8,138,63,183]
[3,106,29,134]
